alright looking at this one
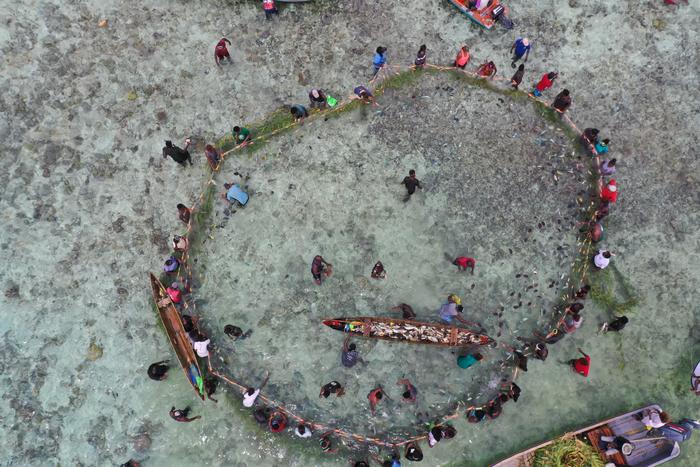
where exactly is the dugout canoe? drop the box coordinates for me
[447,0,503,30]
[149,273,205,400]
[491,404,680,467]
[322,317,493,347]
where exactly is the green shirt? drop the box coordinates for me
[234,127,250,143]
[457,354,479,369]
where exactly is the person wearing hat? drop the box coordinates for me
[601,179,619,204]
[510,37,531,68]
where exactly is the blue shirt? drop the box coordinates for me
[595,142,609,154]
[513,38,531,58]
[341,350,358,367]
[226,184,249,205]
[373,52,386,67]
[439,302,458,323]
[458,354,479,369]
[354,86,372,98]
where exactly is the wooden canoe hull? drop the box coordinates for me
[447,0,500,30]
[491,404,680,467]
[323,317,493,347]
[149,273,205,400]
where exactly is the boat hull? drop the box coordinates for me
[447,0,499,30]
[149,273,205,400]
[492,404,680,467]
[323,317,493,347]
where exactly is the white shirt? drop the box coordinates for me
[642,410,665,428]
[243,389,260,407]
[193,339,210,357]
[594,251,610,269]
[295,426,312,438]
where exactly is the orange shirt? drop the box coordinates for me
[456,50,470,67]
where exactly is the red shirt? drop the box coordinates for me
[455,257,476,268]
[601,186,618,203]
[215,39,230,59]
[167,287,182,304]
[456,50,470,67]
[263,0,276,10]
[574,355,590,377]
[536,74,553,92]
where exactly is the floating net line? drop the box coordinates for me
[154,55,606,454]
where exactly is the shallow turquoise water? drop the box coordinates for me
[1,0,699,465]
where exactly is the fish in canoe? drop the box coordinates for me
[149,273,205,400]
[323,317,493,347]
[491,404,700,467]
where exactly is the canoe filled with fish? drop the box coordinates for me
[323,317,493,347]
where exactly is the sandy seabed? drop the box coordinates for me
[0,0,698,466]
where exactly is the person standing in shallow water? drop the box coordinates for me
[401,169,422,201]
[600,315,629,333]
[162,139,193,167]
[397,378,417,403]
[204,376,218,403]
[177,204,191,225]
[169,406,201,422]
[262,0,279,20]
[510,37,531,68]
[405,442,423,461]
[371,261,386,279]
[372,46,387,77]
[147,360,169,380]
[214,37,232,66]
[224,324,252,340]
[319,381,345,398]
[390,303,416,319]
[367,386,386,415]
[511,63,525,89]
[532,71,558,97]
[414,44,427,69]
[453,46,470,69]
[477,61,497,79]
[566,347,591,377]
[552,89,572,113]
[311,255,332,285]
[290,104,309,124]
[593,249,613,270]
[453,256,476,274]
[342,336,364,368]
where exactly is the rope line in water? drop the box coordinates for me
[159,56,608,452]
